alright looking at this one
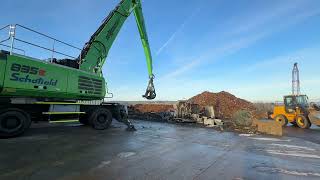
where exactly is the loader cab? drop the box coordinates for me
[284,95,308,113]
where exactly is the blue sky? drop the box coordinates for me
[1,0,320,102]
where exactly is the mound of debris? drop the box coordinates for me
[127,92,281,136]
[131,104,174,113]
[128,104,174,122]
[189,91,255,119]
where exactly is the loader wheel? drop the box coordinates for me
[0,108,31,138]
[296,115,311,129]
[274,114,288,127]
[89,108,112,130]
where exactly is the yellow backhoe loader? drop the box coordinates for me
[270,95,320,129]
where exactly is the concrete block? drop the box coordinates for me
[191,114,199,120]
[204,118,216,127]
[196,117,203,124]
[204,106,215,118]
[202,116,207,124]
[214,119,224,126]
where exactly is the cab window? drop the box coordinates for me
[285,97,294,107]
[296,96,308,107]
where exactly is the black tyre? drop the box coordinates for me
[296,115,311,129]
[0,108,31,138]
[89,108,112,130]
[274,114,288,127]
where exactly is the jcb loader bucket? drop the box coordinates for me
[308,109,320,126]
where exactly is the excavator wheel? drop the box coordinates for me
[274,114,288,127]
[0,108,31,138]
[89,108,112,130]
[296,115,311,129]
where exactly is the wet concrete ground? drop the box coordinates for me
[284,124,320,144]
[1,120,320,180]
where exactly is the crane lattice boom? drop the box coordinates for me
[292,62,300,96]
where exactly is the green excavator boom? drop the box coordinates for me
[79,0,155,99]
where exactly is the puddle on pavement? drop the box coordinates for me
[254,165,320,177]
[117,152,136,158]
[270,143,316,151]
[97,161,111,168]
[249,137,291,142]
[239,134,255,137]
[265,150,320,159]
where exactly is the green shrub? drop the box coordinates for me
[233,110,253,127]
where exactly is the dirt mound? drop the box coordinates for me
[189,91,255,119]
[131,104,174,113]
[128,104,174,122]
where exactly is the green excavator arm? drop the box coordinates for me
[79,0,156,99]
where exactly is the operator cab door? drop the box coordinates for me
[284,96,296,114]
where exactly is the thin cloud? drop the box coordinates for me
[244,46,320,73]
[156,7,201,56]
[161,2,320,80]
[161,31,267,80]
[245,54,297,73]
[227,0,306,35]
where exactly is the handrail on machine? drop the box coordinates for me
[0,24,81,60]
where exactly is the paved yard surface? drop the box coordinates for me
[1,120,320,180]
